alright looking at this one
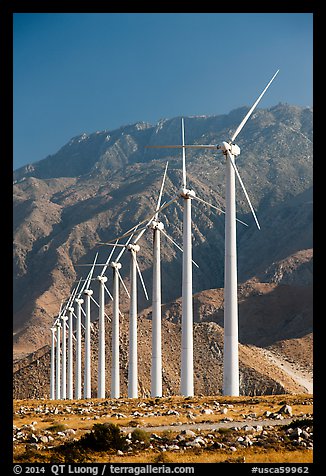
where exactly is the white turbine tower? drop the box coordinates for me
[67,281,81,400]
[55,319,61,399]
[83,253,98,399]
[149,71,279,396]
[75,294,83,399]
[50,326,56,400]
[67,304,74,399]
[61,312,68,399]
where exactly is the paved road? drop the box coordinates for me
[122,417,296,433]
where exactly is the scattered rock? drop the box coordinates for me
[278,405,293,417]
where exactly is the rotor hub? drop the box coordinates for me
[110,261,122,270]
[128,243,140,252]
[150,220,164,231]
[221,141,241,156]
[180,188,196,199]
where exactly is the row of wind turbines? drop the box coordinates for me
[50,70,279,400]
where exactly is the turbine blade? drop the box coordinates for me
[192,194,226,215]
[76,262,125,266]
[100,239,119,277]
[155,160,169,218]
[80,306,86,317]
[160,228,200,268]
[86,252,99,289]
[116,268,130,298]
[90,294,110,322]
[115,228,139,262]
[133,226,149,244]
[192,195,248,227]
[146,144,218,149]
[227,150,261,230]
[104,282,114,301]
[77,270,92,298]
[181,118,186,188]
[231,70,279,142]
[132,252,149,300]
[100,196,179,245]
[115,243,128,263]
[70,278,82,305]
[90,295,99,308]
[102,225,147,246]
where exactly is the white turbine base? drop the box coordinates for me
[223,335,240,396]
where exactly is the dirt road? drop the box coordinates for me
[260,348,313,394]
[122,417,296,433]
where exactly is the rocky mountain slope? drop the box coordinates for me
[13,104,312,363]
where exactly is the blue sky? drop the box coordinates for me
[13,13,313,170]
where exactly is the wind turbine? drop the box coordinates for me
[55,319,61,399]
[103,238,132,399]
[94,243,119,399]
[149,70,279,396]
[50,299,66,400]
[125,163,169,398]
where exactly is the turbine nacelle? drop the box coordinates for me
[84,289,93,297]
[221,141,241,157]
[128,243,140,253]
[97,275,108,283]
[75,298,84,305]
[180,188,196,199]
[110,261,122,270]
[68,307,74,313]
[150,220,164,231]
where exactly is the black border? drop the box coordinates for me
[4,2,318,474]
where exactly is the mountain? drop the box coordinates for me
[13,104,313,367]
